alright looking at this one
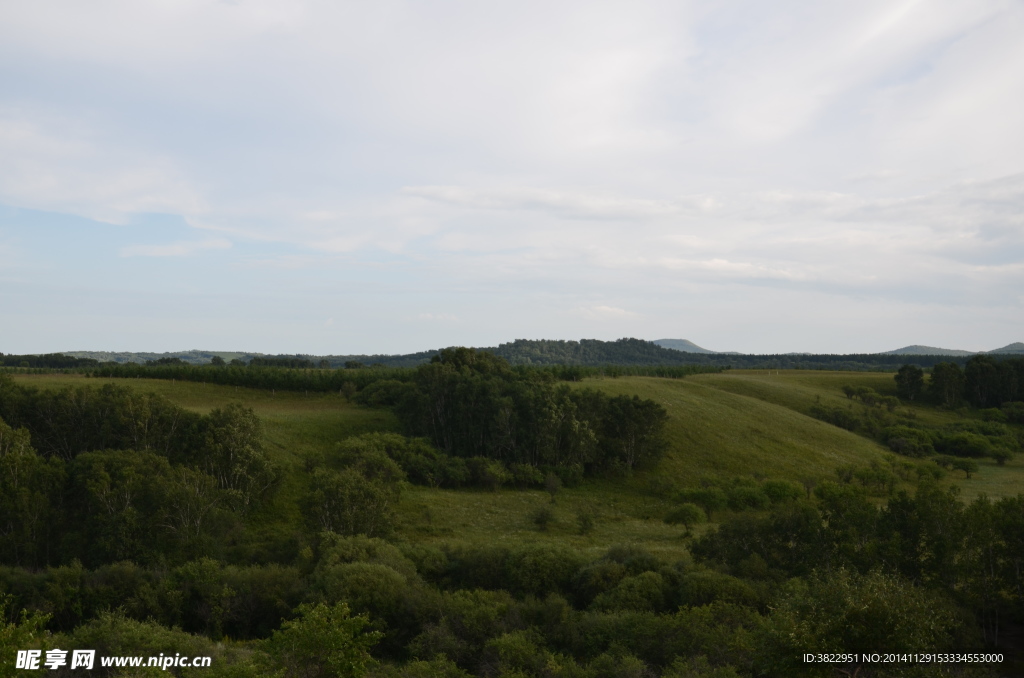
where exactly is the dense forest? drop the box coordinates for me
[2,351,1024,677]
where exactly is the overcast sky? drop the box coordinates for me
[1,0,1022,355]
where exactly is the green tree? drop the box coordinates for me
[951,458,979,479]
[757,569,959,677]
[0,418,64,567]
[894,364,925,401]
[69,449,175,564]
[665,503,707,536]
[261,602,382,678]
[203,404,277,510]
[600,395,668,471]
[306,469,397,537]
[929,362,965,407]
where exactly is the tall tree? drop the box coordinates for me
[929,362,965,408]
[894,364,924,401]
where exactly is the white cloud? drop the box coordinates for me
[574,305,639,320]
[0,108,206,223]
[119,238,232,257]
[417,313,459,322]
[1,0,1022,351]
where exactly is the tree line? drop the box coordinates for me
[899,356,1024,408]
[358,348,670,477]
[86,354,719,394]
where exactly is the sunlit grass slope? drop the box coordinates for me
[573,375,889,485]
[690,370,964,429]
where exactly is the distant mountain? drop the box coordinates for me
[38,338,1024,370]
[880,345,975,356]
[879,343,1024,356]
[988,342,1024,354]
[653,339,716,353]
[62,350,252,365]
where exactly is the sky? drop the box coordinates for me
[1,0,1022,356]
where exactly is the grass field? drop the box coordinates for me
[11,370,1022,554]
[571,374,890,485]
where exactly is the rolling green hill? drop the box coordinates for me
[571,375,889,483]
[12,368,1020,550]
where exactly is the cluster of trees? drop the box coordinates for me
[895,357,1024,408]
[0,376,278,569]
[362,348,670,477]
[693,473,1024,654]
[3,491,1011,677]
[89,355,719,396]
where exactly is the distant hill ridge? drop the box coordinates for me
[881,345,974,356]
[42,339,1024,369]
[652,338,741,354]
[880,342,1024,356]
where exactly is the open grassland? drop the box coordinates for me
[397,483,696,560]
[953,457,1024,502]
[691,370,966,429]
[571,374,890,485]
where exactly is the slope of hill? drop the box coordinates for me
[989,342,1024,354]
[575,375,889,482]
[652,338,716,353]
[880,345,974,356]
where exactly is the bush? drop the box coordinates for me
[590,571,667,612]
[675,488,728,516]
[504,545,587,597]
[883,426,935,457]
[809,405,862,432]
[467,457,511,491]
[991,449,1012,466]
[664,504,707,533]
[761,480,803,504]
[935,432,994,458]
[577,510,596,535]
[509,463,544,489]
[1002,401,1024,424]
[261,602,381,678]
[726,485,769,511]
[531,506,555,531]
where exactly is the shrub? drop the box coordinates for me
[761,480,803,504]
[577,510,596,535]
[590,571,667,612]
[883,426,934,457]
[675,488,728,516]
[531,506,555,531]
[1002,401,1024,424]
[726,486,769,511]
[935,432,994,458]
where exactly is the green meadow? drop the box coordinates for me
[14,368,1018,554]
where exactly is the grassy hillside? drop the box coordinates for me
[12,369,1021,554]
[571,375,889,483]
